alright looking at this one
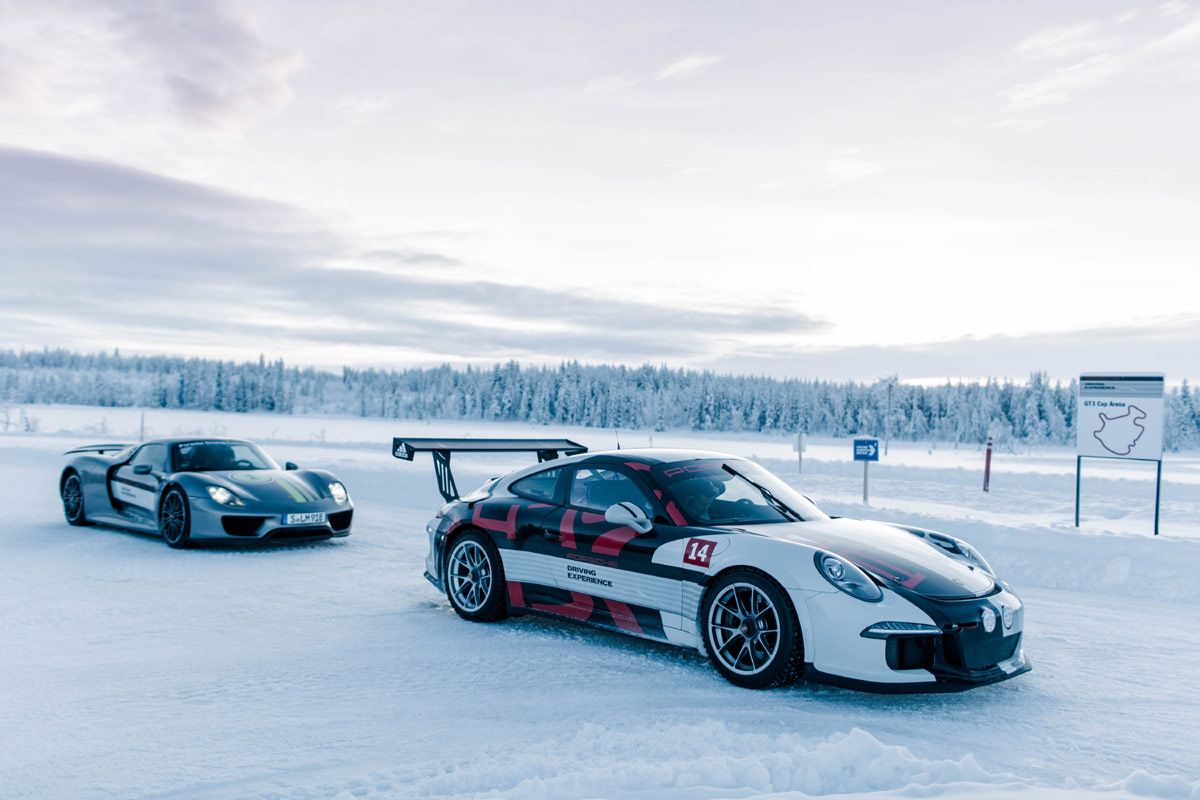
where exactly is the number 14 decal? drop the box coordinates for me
[684,537,716,568]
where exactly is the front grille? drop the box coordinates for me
[957,632,1020,670]
[222,516,268,536]
[329,509,353,531]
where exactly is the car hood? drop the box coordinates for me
[204,470,334,505]
[733,517,996,599]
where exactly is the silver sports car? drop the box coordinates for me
[59,437,353,547]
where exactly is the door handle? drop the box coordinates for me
[543,529,562,542]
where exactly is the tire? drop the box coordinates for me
[445,531,507,622]
[700,569,804,689]
[159,487,193,549]
[61,471,92,526]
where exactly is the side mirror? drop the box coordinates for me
[132,464,153,475]
[604,502,653,534]
[285,462,298,471]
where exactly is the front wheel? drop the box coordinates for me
[61,472,92,526]
[445,532,507,622]
[701,570,804,689]
[159,487,193,549]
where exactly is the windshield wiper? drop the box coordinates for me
[721,464,803,522]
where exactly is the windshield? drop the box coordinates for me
[652,458,828,526]
[171,441,279,472]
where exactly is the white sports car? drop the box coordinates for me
[399,438,1030,692]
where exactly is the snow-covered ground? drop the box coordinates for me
[1,405,1198,800]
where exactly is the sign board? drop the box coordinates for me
[1077,374,1164,461]
[853,438,879,461]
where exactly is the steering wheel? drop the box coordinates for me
[233,459,254,469]
[735,498,755,507]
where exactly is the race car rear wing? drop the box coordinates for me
[63,443,135,455]
[391,437,588,502]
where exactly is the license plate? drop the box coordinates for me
[284,512,326,525]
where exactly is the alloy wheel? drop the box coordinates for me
[63,475,83,520]
[448,540,492,612]
[161,492,186,544]
[707,582,782,676]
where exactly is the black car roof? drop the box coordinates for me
[577,448,739,464]
[496,447,745,488]
[139,437,256,447]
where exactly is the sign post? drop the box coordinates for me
[983,435,993,492]
[853,437,879,505]
[792,431,805,473]
[1075,373,1165,535]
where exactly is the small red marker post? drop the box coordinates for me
[983,435,993,492]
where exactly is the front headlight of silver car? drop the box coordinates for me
[206,485,244,506]
[329,481,349,504]
[814,551,883,602]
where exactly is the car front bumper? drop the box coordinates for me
[794,582,1031,693]
[185,495,354,541]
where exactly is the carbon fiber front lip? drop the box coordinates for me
[804,652,1031,693]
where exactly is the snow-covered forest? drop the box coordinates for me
[4,348,1199,450]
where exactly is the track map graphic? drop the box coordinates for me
[1093,404,1147,456]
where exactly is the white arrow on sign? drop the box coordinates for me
[868,442,877,457]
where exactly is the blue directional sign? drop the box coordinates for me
[853,438,879,461]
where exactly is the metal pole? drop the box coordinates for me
[863,461,869,505]
[885,382,892,456]
[797,432,803,474]
[1080,453,1089,527]
[983,435,993,492]
[1154,459,1162,536]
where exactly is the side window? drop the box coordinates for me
[129,444,169,474]
[568,468,653,517]
[510,468,563,503]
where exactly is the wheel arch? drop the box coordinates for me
[60,466,80,492]
[441,523,509,622]
[440,523,488,581]
[157,481,186,515]
[697,563,811,664]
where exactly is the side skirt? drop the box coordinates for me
[506,581,677,645]
[86,513,160,534]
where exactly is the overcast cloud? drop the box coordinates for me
[0,147,824,366]
[1,1,1197,382]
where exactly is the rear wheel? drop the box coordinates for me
[61,472,91,526]
[159,487,192,549]
[445,532,507,622]
[701,570,804,689]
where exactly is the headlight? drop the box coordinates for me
[814,551,882,602]
[329,481,349,504]
[207,486,244,506]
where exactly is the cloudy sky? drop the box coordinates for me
[1,0,1197,382]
